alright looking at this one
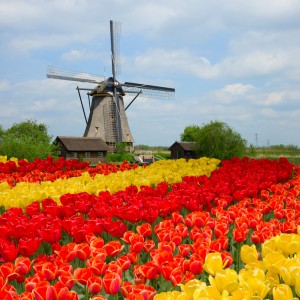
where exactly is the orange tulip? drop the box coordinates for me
[32,281,57,300]
[73,267,94,285]
[103,240,124,257]
[103,272,122,295]
[87,276,102,294]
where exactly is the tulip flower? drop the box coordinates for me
[178,279,206,299]
[209,268,239,294]
[0,241,18,262]
[73,267,94,285]
[240,244,259,264]
[87,276,102,294]
[193,285,222,300]
[32,281,57,300]
[103,240,124,257]
[103,271,122,295]
[136,223,152,238]
[273,284,295,300]
[204,252,224,276]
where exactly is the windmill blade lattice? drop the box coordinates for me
[47,66,105,83]
[110,21,121,77]
[123,82,175,99]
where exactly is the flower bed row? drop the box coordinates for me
[0,157,220,209]
[0,156,298,299]
[0,156,139,187]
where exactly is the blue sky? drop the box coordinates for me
[0,0,300,147]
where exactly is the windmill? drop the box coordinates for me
[47,20,175,152]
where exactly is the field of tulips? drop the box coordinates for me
[0,154,300,299]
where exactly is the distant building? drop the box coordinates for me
[169,141,197,160]
[55,136,109,164]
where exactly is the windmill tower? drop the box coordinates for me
[47,20,175,152]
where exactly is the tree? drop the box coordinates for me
[0,120,56,161]
[180,124,201,142]
[181,121,247,160]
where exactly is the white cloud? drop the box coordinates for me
[222,83,255,95]
[0,80,10,91]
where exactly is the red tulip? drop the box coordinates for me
[136,223,152,238]
[86,257,108,276]
[214,222,229,238]
[40,223,62,244]
[233,227,248,243]
[221,251,233,268]
[26,201,41,216]
[25,274,41,292]
[161,262,177,280]
[170,266,183,286]
[133,265,147,285]
[58,271,76,290]
[54,284,78,300]
[74,243,91,261]
[0,262,18,281]
[15,256,31,276]
[178,244,190,258]
[87,276,102,294]
[32,281,57,300]
[102,272,122,294]
[73,267,94,285]
[56,243,77,262]
[129,234,145,253]
[139,262,160,280]
[107,262,123,278]
[0,241,18,262]
[189,254,204,275]
[18,236,41,257]
[122,230,135,244]
[143,239,156,252]
[116,255,131,271]
[103,240,124,257]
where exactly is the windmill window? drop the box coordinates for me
[71,152,77,158]
[97,152,103,157]
[85,152,91,158]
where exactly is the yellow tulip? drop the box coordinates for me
[275,234,300,257]
[240,244,259,264]
[193,285,222,300]
[263,252,286,274]
[262,238,277,258]
[279,257,300,286]
[0,155,7,162]
[295,276,300,297]
[243,277,270,299]
[265,270,280,293]
[209,269,239,294]
[238,268,266,286]
[154,291,188,300]
[178,279,205,300]
[273,284,294,300]
[204,252,224,276]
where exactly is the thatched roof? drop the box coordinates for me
[169,141,196,151]
[55,136,109,151]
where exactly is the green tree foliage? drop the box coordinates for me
[0,120,56,161]
[180,124,201,142]
[182,121,247,160]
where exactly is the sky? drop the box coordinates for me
[0,0,300,147]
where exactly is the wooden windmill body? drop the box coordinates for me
[47,21,175,152]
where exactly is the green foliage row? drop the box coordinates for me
[181,121,247,160]
[107,153,135,163]
[0,120,57,161]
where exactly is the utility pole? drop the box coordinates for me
[255,133,258,148]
